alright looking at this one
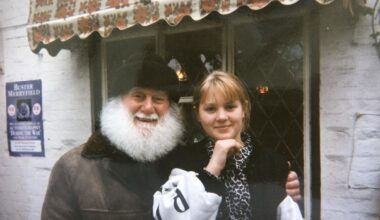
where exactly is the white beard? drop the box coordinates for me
[100,98,184,162]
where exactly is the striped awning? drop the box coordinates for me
[27,0,334,53]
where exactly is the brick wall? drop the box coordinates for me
[0,1,92,219]
[320,0,380,219]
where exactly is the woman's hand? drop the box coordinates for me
[204,139,243,176]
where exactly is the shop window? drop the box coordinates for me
[96,9,313,217]
[234,17,305,180]
[164,27,223,97]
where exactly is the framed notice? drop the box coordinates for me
[6,80,44,157]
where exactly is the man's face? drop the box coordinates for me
[122,87,170,128]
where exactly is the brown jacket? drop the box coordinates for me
[41,132,174,220]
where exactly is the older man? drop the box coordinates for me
[41,54,185,220]
[41,54,300,220]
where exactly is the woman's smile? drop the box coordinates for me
[214,124,231,129]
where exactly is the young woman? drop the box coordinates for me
[154,71,302,220]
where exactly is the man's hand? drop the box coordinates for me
[286,171,301,202]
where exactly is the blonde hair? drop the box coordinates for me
[193,71,251,131]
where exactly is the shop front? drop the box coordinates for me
[26,0,340,219]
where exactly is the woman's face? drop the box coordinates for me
[197,91,244,142]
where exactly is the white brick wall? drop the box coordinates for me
[0,1,92,220]
[320,0,380,219]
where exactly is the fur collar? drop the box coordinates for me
[81,131,132,161]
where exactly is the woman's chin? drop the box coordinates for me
[212,134,235,140]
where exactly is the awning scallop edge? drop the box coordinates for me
[27,0,335,52]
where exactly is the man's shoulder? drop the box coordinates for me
[47,145,90,182]
[54,145,89,170]
[53,132,112,171]
[59,145,85,162]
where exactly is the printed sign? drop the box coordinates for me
[6,80,44,157]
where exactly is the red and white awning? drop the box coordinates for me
[27,0,334,52]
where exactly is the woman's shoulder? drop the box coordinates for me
[166,139,210,171]
[248,144,289,185]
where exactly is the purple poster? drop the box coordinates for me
[6,80,44,157]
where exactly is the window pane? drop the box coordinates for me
[234,17,304,179]
[164,27,223,97]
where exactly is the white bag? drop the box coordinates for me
[153,168,222,220]
[277,195,304,220]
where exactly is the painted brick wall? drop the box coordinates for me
[0,1,92,220]
[320,0,380,219]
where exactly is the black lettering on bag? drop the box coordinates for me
[173,189,189,212]
[155,206,162,220]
